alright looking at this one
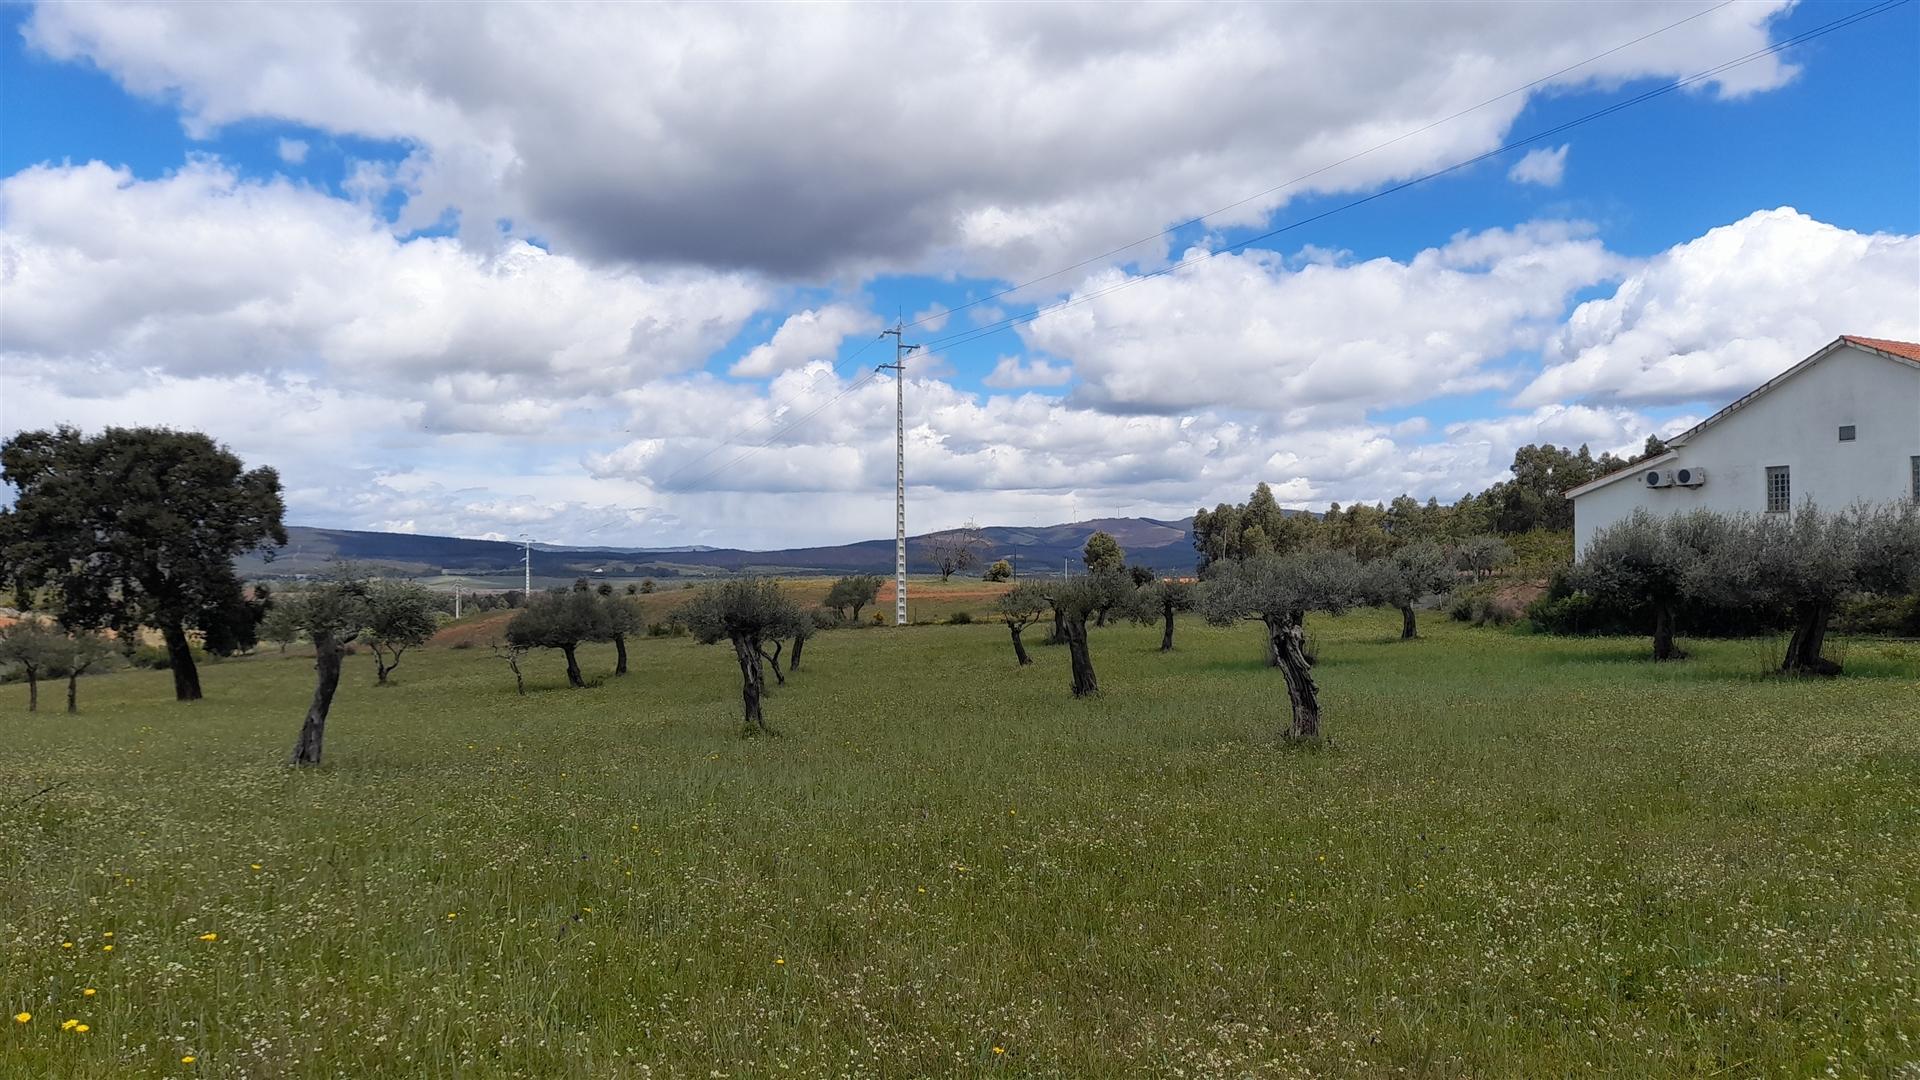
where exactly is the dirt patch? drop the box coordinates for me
[430,611,518,649]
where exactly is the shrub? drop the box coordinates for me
[1834,593,1920,637]
[947,611,973,625]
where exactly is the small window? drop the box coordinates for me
[1765,465,1791,513]
[1838,425,1856,441]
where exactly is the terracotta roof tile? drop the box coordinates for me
[1841,335,1920,363]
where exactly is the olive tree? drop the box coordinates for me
[505,585,613,688]
[825,574,883,624]
[1363,542,1453,641]
[1702,503,1920,675]
[259,602,302,653]
[280,575,371,767]
[1200,551,1362,739]
[596,583,642,675]
[1570,511,1726,661]
[994,582,1049,666]
[1041,571,1130,697]
[1129,578,1195,652]
[1453,536,1514,581]
[52,630,116,714]
[680,578,804,735]
[364,580,441,685]
[788,608,831,672]
[0,618,64,712]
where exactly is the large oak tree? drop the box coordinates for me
[0,427,286,702]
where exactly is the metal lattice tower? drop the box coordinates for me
[879,324,919,625]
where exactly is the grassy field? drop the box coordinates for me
[3,610,1918,1077]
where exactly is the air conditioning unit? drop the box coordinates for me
[1672,466,1707,487]
[1644,469,1674,489]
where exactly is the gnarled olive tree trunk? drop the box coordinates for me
[66,672,79,714]
[1400,605,1417,641]
[290,632,347,766]
[730,634,771,736]
[1161,603,1177,652]
[759,639,786,686]
[1651,604,1686,662]
[613,633,628,676]
[789,633,805,671]
[1263,615,1322,739]
[372,643,403,685]
[1008,622,1032,665]
[161,622,203,701]
[1060,613,1098,696]
[561,643,585,688]
[1781,600,1840,675]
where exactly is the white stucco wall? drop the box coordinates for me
[1573,344,1920,553]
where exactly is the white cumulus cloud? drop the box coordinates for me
[1507,144,1568,186]
[1518,208,1920,406]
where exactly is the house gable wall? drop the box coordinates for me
[1573,344,1920,552]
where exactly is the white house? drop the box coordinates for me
[1567,335,1920,554]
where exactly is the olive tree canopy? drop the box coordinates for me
[1200,551,1362,739]
[506,586,613,689]
[680,578,805,735]
[1363,542,1453,641]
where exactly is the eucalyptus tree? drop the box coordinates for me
[680,578,805,735]
[0,426,286,701]
[994,582,1049,666]
[1200,551,1363,739]
[1363,542,1453,641]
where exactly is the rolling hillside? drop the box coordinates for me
[237,516,1225,584]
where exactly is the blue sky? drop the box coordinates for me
[2,1,1916,546]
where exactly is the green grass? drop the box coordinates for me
[4,613,1919,1077]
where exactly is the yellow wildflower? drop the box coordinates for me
[74,1024,89,1033]
[774,957,785,965]
[81,989,96,998]
[250,864,262,872]
[198,933,218,942]
[61,1019,78,1031]
[13,1013,30,1024]
[446,912,458,921]
[182,1056,197,1065]
[101,945,113,952]
[102,932,112,938]
[61,942,74,949]
[993,1046,1006,1055]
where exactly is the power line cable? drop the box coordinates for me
[899,0,1741,333]
[922,0,1908,355]
[648,0,1905,496]
[639,1,1741,489]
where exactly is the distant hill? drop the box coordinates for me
[239,516,1235,585]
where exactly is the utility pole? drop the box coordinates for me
[879,323,919,626]
[519,534,532,599]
